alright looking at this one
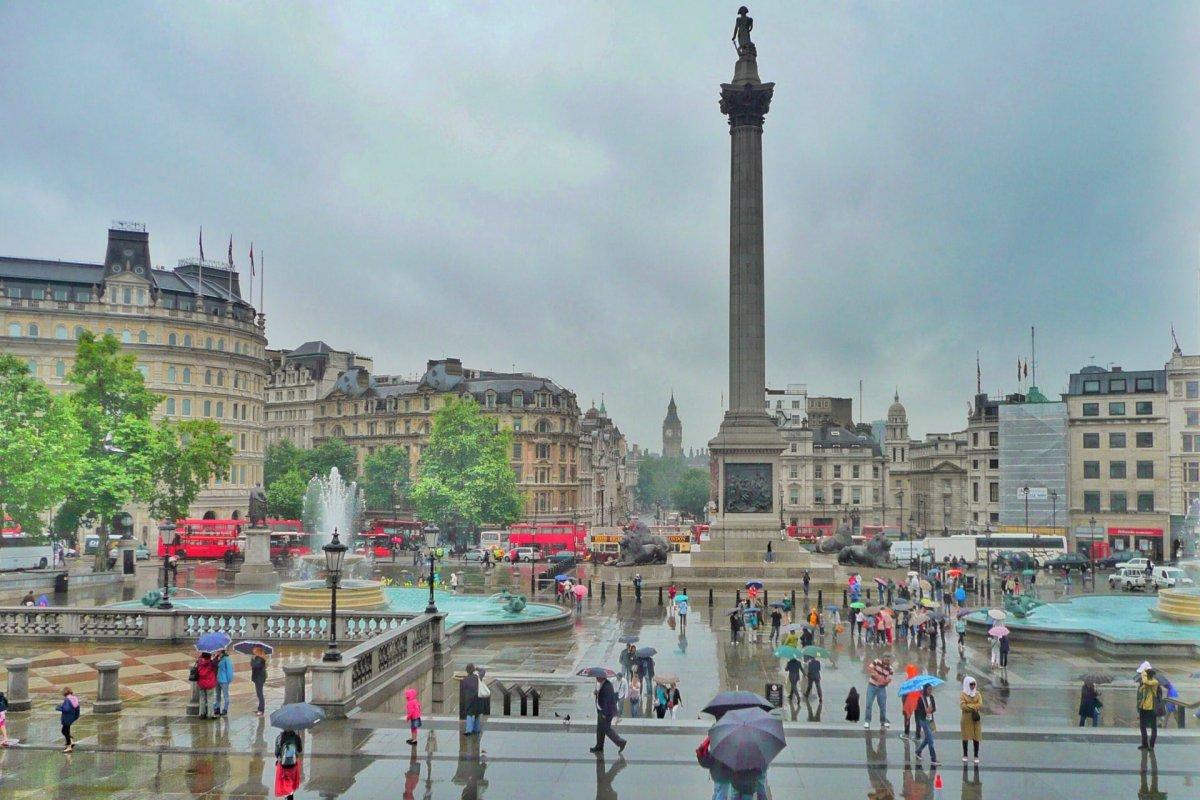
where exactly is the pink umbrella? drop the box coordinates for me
[988,625,1010,637]
[573,583,588,598]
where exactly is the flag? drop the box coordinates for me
[976,353,981,393]
[228,235,233,265]
[1017,357,1021,383]
[1023,360,1029,380]
[199,226,205,260]
[249,243,255,276]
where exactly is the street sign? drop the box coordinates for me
[1017,487,1049,501]
[765,682,784,708]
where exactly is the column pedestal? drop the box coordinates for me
[235,527,277,587]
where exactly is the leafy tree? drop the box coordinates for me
[267,467,308,519]
[0,355,84,536]
[146,420,233,522]
[303,439,357,482]
[411,397,521,541]
[634,455,685,513]
[265,440,305,487]
[64,332,161,569]
[361,445,411,512]
[670,468,710,519]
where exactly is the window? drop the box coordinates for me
[217,338,224,351]
[536,418,551,434]
[851,488,862,504]
[1110,461,1126,479]
[1135,432,1153,448]
[536,443,551,459]
[1185,434,1200,452]
[216,371,224,387]
[873,465,880,479]
[833,465,842,478]
[852,465,860,479]
[183,334,192,347]
[138,330,148,343]
[1135,401,1152,415]
[122,287,131,304]
[1109,402,1126,416]
[28,323,39,337]
[1110,378,1127,393]
[1082,433,1100,449]
[6,323,19,337]
[55,360,66,378]
[989,482,999,502]
[1187,409,1200,427]
[813,465,822,479]
[972,433,979,446]
[167,332,177,346]
[215,401,223,418]
[205,337,213,349]
[832,486,843,504]
[181,399,192,416]
[512,418,522,432]
[53,288,68,301]
[1136,461,1154,479]
[166,398,176,415]
[1110,491,1128,512]
[512,392,523,408]
[1109,432,1126,448]
[512,443,522,459]
[1187,462,1200,483]
[989,431,998,447]
[205,369,212,385]
[485,392,496,409]
[55,324,67,339]
[1137,492,1155,512]
[1082,403,1099,417]
[119,329,130,343]
[1083,491,1101,512]
[1082,380,1101,394]
[1135,377,1154,392]
[1189,381,1200,399]
[73,326,84,339]
[167,366,177,383]
[1083,461,1100,479]
[203,400,212,417]
[789,488,799,504]
[989,458,999,469]
[182,367,191,384]
[973,482,979,501]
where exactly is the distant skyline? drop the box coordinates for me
[2,2,1197,450]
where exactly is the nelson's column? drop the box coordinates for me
[706,7,786,553]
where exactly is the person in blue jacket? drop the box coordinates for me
[215,649,234,717]
[58,687,81,752]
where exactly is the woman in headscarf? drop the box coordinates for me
[1078,679,1102,727]
[959,676,983,763]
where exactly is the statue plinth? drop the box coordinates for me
[235,526,277,587]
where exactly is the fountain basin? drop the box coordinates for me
[1151,588,1200,623]
[274,579,390,611]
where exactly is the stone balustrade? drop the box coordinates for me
[0,607,149,640]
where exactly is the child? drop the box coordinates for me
[58,687,81,753]
[0,689,9,746]
[844,687,861,722]
[405,688,422,745]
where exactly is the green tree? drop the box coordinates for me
[146,419,233,522]
[64,332,161,569]
[670,468,710,519]
[411,397,521,541]
[0,355,84,536]
[266,467,309,519]
[265,440,305,487]
[361,445,411,512]
[635,455,685,514]
[303,439,357,482]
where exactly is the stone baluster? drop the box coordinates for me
[4,658,31,711]
[93,659,122,713]
[283,663,307,704]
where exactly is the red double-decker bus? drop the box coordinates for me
[266,519,313,561]
[506,522,587,559]
[358,519,424,557]
[159,519,244,560]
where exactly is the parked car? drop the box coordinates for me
[1121,557,1151,574]
[506,547,539,563]
[134,544,151,561]
[1044,553,1090,572]
[992,551,1040,571]
[461,549,489,563]
[1151,566,1194,590]
[1109,566,1148,591]
[1093,554,1130,570]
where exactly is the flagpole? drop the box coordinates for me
[1030,326,1037,386]
[260,251,265,316]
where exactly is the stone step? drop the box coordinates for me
[673,565,835,580]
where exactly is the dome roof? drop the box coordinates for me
[887,389,906,419]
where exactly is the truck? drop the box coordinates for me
[889,540,932,566]
[1108,566,1148,591]
[923,535,978,565]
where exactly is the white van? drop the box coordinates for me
[889,541,932,565]
[1152,566,1194,590]
[1109,567,1148,591]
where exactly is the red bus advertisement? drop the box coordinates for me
[506,522,587,559]
[787,524,833,543]
[358,519,423,557]
[160,519,244,560]
[266,519,313,561]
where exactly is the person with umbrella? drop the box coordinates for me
[270,703,323,800]
[636,648,657,695]
[1078,678,1102,727]
[214,647,234,717]
[194,650,218,719]
[618,642,637,681]
[588,669,628,755]
[769,604,783,645]
[913,683,938,765]
[699,707,784,800]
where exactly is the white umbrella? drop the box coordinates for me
[987,609,1008,621]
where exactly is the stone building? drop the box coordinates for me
[582,401,630,527]
[884,392,915,532]
[312,358,582,523]
[780,422,885,531]
[906,433,969,535]
[1165,350,1200,556]
[1066,365,1170,560]
[266,341,372,448]
[662,394,683,458]
[964,392,1030,531]
[765,384,807,428]
[0,223,268,540]
[806,396,854,429]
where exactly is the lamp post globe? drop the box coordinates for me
[157,521,176,610]
[322,528,348,663]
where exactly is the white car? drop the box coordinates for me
[1108,567,1148,591]
[507,547,538,563]
[1121,557,1151,573]
[1152,566,1194,590]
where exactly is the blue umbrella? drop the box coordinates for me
[196,631,232,653]
[824,605,841,613]
[233,640,274,656]
[774,645,801,660]
[554,574,570,581]
[618,634,639,644]
[896,675,944,697]
[636,647,657,658]
[745,580,764,589]
[708,707,787,772]
[270,702,326,731]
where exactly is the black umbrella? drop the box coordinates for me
[701,691,774,719]
[636,647,657,658]
[269,702,326,731]
[581,666,613,679]
[708,707,787,772]
[618,635,639,644]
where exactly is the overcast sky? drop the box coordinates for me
[2,2,1199,451]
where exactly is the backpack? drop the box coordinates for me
[280,740,298,767]
[477,680,491,699]
[0,692,8,712]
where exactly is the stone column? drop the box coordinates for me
[187,679,200,716]
[4,658,31,712]
[283,663,307,704]
[235,527,276,587]
[93,659,123,713]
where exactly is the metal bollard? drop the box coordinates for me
[818,589,823,609]
[4,658,31,712]
[763,589,768,606]
[283,663,307,704]
[736,589,741,605]
[601,582,607,601]
[658,586,663,605]
[708,588,714,607]
[843,589,848,608]
[588,579,593,598]
[791,589,796,610]
[617,582,623,603]
[187,680,201,716]
[94,659,122,714]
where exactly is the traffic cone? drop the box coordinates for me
[934,773,943,790]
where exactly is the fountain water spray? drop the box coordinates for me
[302,467,365,551]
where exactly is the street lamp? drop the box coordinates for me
[322,529,348,663]
[157,521,176,610]
[1088,515,1097,592]
[422,523,441,614]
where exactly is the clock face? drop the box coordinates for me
[110,263,122,274]
[134,265,145,275]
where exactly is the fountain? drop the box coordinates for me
[273,469,389,611]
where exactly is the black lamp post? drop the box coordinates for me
[157,521,176,610]
[1088,515,1097,592]
[322,529,347,663]
[423,523,441,614]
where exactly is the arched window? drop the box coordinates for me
[203,399,212,417]
[26,359,36,374]
[183,334,192,347]
[136,364,148,379]
[28,323,39,337]
[182,367,191,384]
[181,398,191,416]
[104,327,114,336]
[205,369,212,385]
[217,338,224,351]
[167,366,177,383]
[536,418,551,434]
[205,337,213,349]
[166,397,176,415]
[331,424,345,437]
[55,360,66,378]
[73,326,85,339]
[55,325,68,340]
[216,371,224,387]
[168,332,177,346]
[215,401,224,418]
[138,330,148,343]
[121,329,131,343]
[7,323,20,337]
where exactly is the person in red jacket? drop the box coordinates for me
[195,652,218,719]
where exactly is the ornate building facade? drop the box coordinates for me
[662,394,683,458]
[266,341,372,448]
[0,224,268,540]
[582,401,630,527]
